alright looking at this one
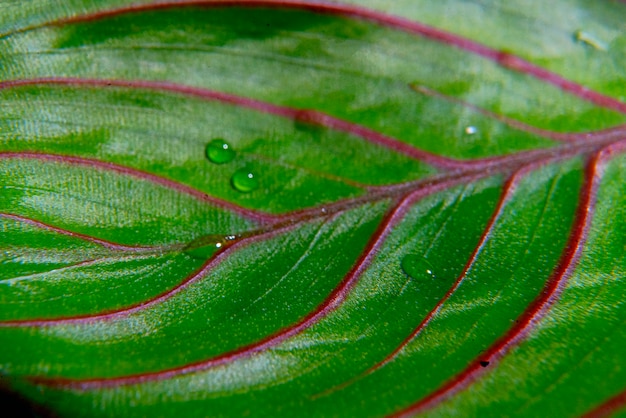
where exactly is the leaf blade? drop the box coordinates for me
[1,1,626,417]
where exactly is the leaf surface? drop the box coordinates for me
[1,1,626,417]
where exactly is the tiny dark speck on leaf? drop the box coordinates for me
[480,360,490,367]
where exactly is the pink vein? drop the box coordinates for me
[367,170,524,373]
[3,78,624,177]
[42,0,626,116]
[0,141,550,328]
[0,244,226,328]
[411,84,626,143]
[8,140,615,369]
[388,146,610,418]
[0,205,316,328]
[312,171,521,399]
[0,212,153,252]
[0,150,273,223]
[582,389,626,418]
[0,77,503,171]
[1,1,624,390]
[577,143,626,418]
[29,175,475,389]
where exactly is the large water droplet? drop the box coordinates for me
[231,169,259,193]
[206,139,236,164]
[401,254,436,280]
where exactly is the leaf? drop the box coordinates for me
[1,1,626,417]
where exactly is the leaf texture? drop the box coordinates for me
[1,1,626,417]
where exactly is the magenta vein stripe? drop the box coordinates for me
[1,247,223,327]
[366,169,523,373]
[44,0,626,116]
[3,77,620,174]
[1,77,480,171]
[29,175,478,389]
[313,173,517,399]
[0,209,307,328]
[388,143,620,417]
[412,84,626,143]
[0,150,273,223]
[0,212,153,252]
[582,388,626,418]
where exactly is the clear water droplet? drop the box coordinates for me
[401,254,436,280]
[465,126,477,135]
[183,234,227,260]
[206,139,236,164]
[231,169,259,193]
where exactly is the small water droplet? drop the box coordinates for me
[465,126,477,135]
[401,254,436,280]
[206,139,236,164]
[183,234,227,260]
[231,169,259,193]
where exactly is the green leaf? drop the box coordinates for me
[1,1,625,417]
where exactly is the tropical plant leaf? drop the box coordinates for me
[1,1,625,417]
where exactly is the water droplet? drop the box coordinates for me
[231,169,259,193]
[206,139,236,164]
[183,235,226,260]
[465,126,477,135]
[401,254,436,280]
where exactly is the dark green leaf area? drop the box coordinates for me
[0,200,389,378]
[7,8,624,157]
[425,153,626,418]
[0,85,435,212]
[0,157,255,246]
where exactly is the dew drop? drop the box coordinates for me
[401,254,436,280]
[231,169,259,193]
[183,234,227,260]
[206,139,236,164]
[465,126,477,135]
